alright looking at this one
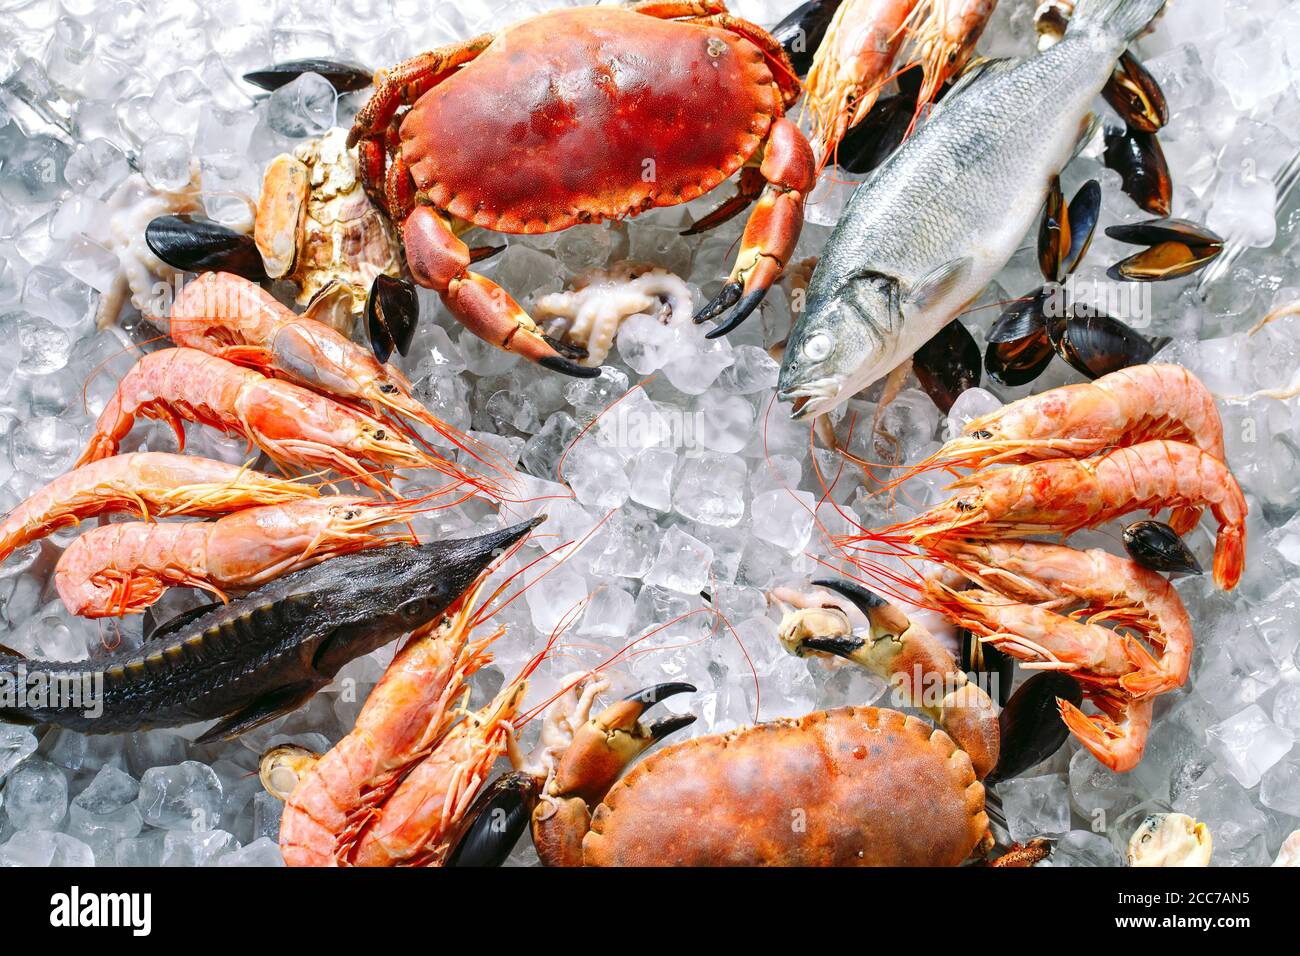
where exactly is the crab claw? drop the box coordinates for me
[445,771,540,868]
[532,682,695,866]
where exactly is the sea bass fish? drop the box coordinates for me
[778,0,1166,421]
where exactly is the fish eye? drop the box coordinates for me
[402,601,423,619]
[803,332,833,362]
[374,429,386,441]
[972,429,993,440]
[379,383,397,394]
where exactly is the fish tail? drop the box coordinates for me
[1067,0,1166,44]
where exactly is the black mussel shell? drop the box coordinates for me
[1045,304,1169,380]
[1106,217,1223,248]
[1037,176,1068,283]
[1123,520,1203,575]
[985,289,1055,386]
[772,0,844,77]
[986,672,1083,785]
[1102,51,1168,134]
[145,214,267,282]
[835,81,918,175]
[961,630,1015,707]
[366,274,419,365]
[242,59,373,94]
[445,772,539,867]
[1103,124,1172,217]
[1038,178,1100,283]
[914,318,981,413]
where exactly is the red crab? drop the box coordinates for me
[348,0,814,377]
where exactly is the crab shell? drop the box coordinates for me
[257,128,402,314]
[400,6,783,233]
[581,706,989,866]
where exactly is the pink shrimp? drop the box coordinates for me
[1059,688,1154,774]
[54,496,416,617]
[930,539,1192,697]
[168,273,507,480]
[76,347,464,496]
[0,452,317,564]
[880,440,1246,590]
[904,0,998,130]
[269,589,494,866]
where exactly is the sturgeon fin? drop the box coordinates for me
[196,680,321,743]
[942,56,1017,102]
[905,258,972,317]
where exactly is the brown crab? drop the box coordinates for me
[347,0,815,377]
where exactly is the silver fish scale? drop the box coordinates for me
[809,33,1119,306]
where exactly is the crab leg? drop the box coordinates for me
[401,205,598,378]
[695,116,815,338]
[530,682,696,867]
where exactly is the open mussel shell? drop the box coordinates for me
[1105,218,1224,282]
[1123,520,1203,575]
[445,771,539,867]
[773,0,844,77]
[914,318,981,413]
[1038,178,1101,283]
[145,214,267,282]
[366,274,419,365]
[985,289,1055,387]
[1102,51,1168,134]
[1103,124,1172,216]
[242,59,373,94]
[1045,304,1169,380]
[961,630,1015,707]
[986,672,1083,786]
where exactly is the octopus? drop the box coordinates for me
[95,168,203,328]
[533,262,694,368]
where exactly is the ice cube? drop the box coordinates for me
[578,584,635,638]
[717,344,779,394]
[695,394,754,454]
[662,331,733,394]
[1048,830,1124,867]
[67,766,144,859]
[0,830,95,867]
[10,416,81,479]
[138,761,225,831]
[0,726,37,783]
[1272,683,1300,736]
[644,525,714,594]
[1205,704,1292,788]
[628,447,676,511]
[525,566,589,635]
[161,830,240,867]
[564,440,630,510]
[673,453,746,526]
[944,386,1003,439]
[21,266,95,329]
[750,488,816,554]
[997,774,1071,843]
[142,134,194,192]
[214,836,284,867]
[1260,749,1300,817]
[1068,748,1141,821]
[63,138,130,199]
[2,758,68,830]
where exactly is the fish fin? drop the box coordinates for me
[196,680,321,743]
[0,642,29,660]
[904,258,972,317]
[940,56,1017,103]
[1068,0,1166,44]
[1071,112,1101,161]
[143,602,223,642]
[310,627,363,675]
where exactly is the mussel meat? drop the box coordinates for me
[772,0,844,77]
[914,318,981,413]
[366,274,420,365]
[1102,51,1168,134]
[145,214,268,282]
[243,59,374,94]
[446,771,539,867]
[1103,124,1172,216]
[1045,303,1169,380]
[1122,520,1203,575]
[985,289,1055,386]
[1106,217,1224,282]
[986,672,1083,785]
